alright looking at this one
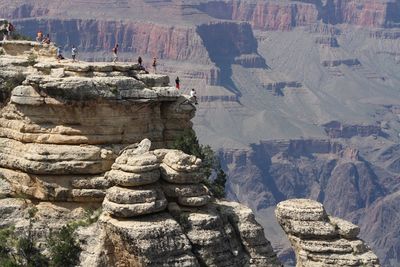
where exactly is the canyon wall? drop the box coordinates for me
[197,0,400,30]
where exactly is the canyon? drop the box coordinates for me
[1,0,400,266]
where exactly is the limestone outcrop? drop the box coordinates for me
[275,199,380,267]
[0,41,281,266]
[0,40,195,202]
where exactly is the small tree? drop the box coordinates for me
[47,225,81,267]
[173,129,227,198]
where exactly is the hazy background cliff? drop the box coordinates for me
[1,0,400,266]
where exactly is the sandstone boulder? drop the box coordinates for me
[275,199,380,267]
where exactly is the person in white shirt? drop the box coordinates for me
[71,45,78,62]
[190,88,198,105]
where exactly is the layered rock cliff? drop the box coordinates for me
[0,41,282,266]
[1,1,400,266]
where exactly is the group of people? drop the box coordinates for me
[36,31,51,44]
[33,32,199,105]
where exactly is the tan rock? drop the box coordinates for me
[163,150,202,172]
[106,186,159,204]
[136,73,169,87]
[105,169,160,186]
[160,163,203,184]
[275,199,380,267]
[102,197,167,218]
[330,216,360,239]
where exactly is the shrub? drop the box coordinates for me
[27,53,37,66]
[173,129,227,198]
[47,225,81,267]
[3,72,25,92]
[0,207,101,267]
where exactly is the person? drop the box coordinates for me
[138,56,143,67]
[152,57,157,73]
[112,44,119,63]
[4,22,14,40]
[42,34,51,44]
[71,45,78,62]
[190,88,198,105]
[175,76,180,89]
[57,46,64,62]
[36,31,43,42]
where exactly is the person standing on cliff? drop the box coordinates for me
[5,22,14,40]
[112,44,119,63]
[152,57,157,73]
[138,56,143,68]
[71,45,78,62]
[175,76,180,89]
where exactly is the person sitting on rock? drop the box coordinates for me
[36,30,43,42]
[175,76,180,90]
[42,34,51,44]
[57,46,64,62]
[71,45,78,62]
[190,88,198,105]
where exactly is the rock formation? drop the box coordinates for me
[276,199,380,267]
[0,40,281,266]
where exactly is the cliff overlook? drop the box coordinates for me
[0,40,283,266]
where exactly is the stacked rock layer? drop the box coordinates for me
[0,40,195,203]
[275,199,380,267]
[101,139,280,266]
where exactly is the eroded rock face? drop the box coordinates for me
[0,43,282,266]
[0,41,195,202]
[275,199,380,267]
[102,200,281,267]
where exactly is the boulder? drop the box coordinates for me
[160,163,203,184]
[275,199,380,267]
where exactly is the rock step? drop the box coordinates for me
[106,186,161,205]
[103,197,167,218]
[106,169,160,187]
[160,163,203,184]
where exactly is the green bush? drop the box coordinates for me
[27,53,37,66]
[173,129,227,198]
[47,225,81,267]
[0,207,102,267]
[3,72,25,92]
[0,208,50,267]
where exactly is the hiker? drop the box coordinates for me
[71,45,78,62]
[152,57,157,73]
[57,46,64,62]
[190,88,198,105]
[112,44,119,63]
[175,76,180,89]
[42,34,51,44]
[36,31,43,42]
[4,22,14,40]
[138,56,143,67]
